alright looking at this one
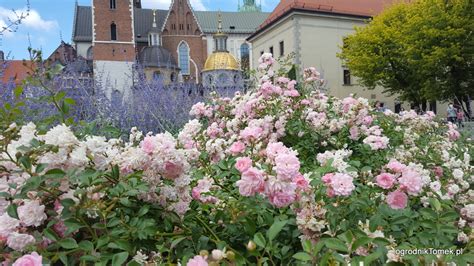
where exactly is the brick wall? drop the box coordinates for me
[161,0,207,81]
[92,0,135,61]
[162,36,207,81]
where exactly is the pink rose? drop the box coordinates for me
[349,126,359,140]
[398,169,423,195]
[433,166,443,178]
[386,190,408,209]
[294,174,309,189]
[274,153,300,180]
[12,252,42,266]
[229,141,246,155]
[187,255,208,266]
[375,173,396,189]
[322,173,334,184]
[163,161,183,180]
[268,190,296,208]
[236,167,265,196]
[235,157,252,173]
[386,161,406,173]
[240,126,263,142]
[326,187,335,198]
[141,136,156,154]
[329,173,355,196]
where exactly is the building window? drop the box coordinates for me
[178,41,190,75]
[279,41,284,57]
[172,24,176,30]
[269,46,274,56]
[86,46,93,60]
[240,43,250,71]
[343,69,351,85]
[179,24,184,30]
[110,0,116,9]
[110,23,117,41]
[153,71,161,80]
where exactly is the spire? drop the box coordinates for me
[148,9,160,46]
[217,11,223,34]
[152,9,157,28]
[213,12,228,52]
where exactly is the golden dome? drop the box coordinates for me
[203,52,240,72]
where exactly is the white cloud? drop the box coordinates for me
[141,0,206,11]
[0,7,58,36]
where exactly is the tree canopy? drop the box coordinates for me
[338,0,473,108]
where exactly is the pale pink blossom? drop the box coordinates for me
[236,167,265,196]
[349,126,359,140]
[398,169,424,195]
[375,173,396,189]
[12,252,42,266]
[17,200,47,227]
[322,173,334,184]
[235,157,252,173]
[329,173,355,196]
[141,136,156,154]
[0,213,19,238]
[433,166,443,177]
[266,142,289,161]
[7,232,35,251]
[229,141,246,155]
[386,161,406,173]
[187,255,208,266]
[386,190,408,209]
[294,174,309,189]
[274,152,300,180]
[240,126,263,142]
[163,161,183,180]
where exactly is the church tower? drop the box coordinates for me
[238,0,262,12]
[161,0,207,83]
[92,0,136,97]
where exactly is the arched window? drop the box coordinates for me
[110,23,117,41]
[240,43,250,72]
[110,0,116,9]
[178,41,190,75]
[153,71,162,80]
[86,46,93,60]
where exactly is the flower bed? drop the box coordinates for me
[0,54,472,265]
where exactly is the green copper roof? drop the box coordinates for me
[238,0,262,12]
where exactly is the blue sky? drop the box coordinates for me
[0,0,279,60]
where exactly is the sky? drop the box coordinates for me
[0,0,279,60]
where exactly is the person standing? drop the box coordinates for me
[447,104,457,123]
[457,109,465,128]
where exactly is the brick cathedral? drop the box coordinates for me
[72,0,268,95]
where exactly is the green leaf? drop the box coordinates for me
[171,237,187,249]
[323,238,348,253]
[112,252,129,265]
[97,236,110,248]
[253,232,266,248]
[137,205,150,217]
[79,240,94,252]
[293,252,312,261]
[352,237,372,252]
[267,219,288,241]
[44,169,66,179]
[58,238,79,249]
[35,163,47,174]
[43,228,59,242]
[64,97,76,105]
[6,204,19,219]
[302,239,312,253]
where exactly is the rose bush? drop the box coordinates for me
[0,54,472,265]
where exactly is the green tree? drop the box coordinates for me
[339,0,473,114]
